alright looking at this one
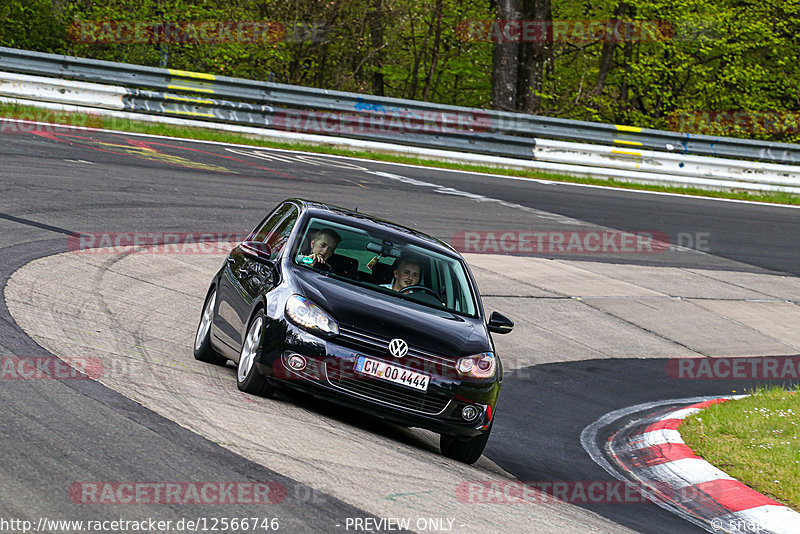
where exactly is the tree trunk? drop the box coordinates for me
[368,0,385,96]
[490,0,521,111]
[422,0,443,101]
[619,3,637,120]
[408,5,435,100]
[517,0,552,114]
[593,2,630,96]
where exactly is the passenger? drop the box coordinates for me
[381,256,421,292]
[299,228,341,267]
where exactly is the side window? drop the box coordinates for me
[249,204,298,259]
[251,204,293,242]
[263,207,298,258]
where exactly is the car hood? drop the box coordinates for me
[292,268,490,358]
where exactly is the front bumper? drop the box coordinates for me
[254,322,499,437]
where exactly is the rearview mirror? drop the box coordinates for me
[487,311,514,334]
[366,241,403,258]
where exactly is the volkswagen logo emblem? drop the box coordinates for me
[388,338,408,359]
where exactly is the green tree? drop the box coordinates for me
[0,0,68,52]
[1,0,797,141]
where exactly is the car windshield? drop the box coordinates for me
[292,216,478,317]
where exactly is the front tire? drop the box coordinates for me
[236,310,275,398]
[440,421,493,464]
[194,289,227,365]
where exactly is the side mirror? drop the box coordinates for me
[240,241,273,261]
[487,311,514,334]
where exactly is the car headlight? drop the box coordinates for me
[285,295,339,335]
[456,352,496,379]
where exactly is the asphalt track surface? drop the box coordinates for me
[1,123,799,533]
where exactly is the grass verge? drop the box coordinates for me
[680,387,800,510]
[2,102,799,206]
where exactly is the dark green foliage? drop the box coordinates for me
[2,0,798,142]
[0,0,68,52]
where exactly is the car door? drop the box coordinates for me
[214,203,298,351]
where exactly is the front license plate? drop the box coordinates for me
[355,356,430,392]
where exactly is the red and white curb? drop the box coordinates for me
[582,396,799,534]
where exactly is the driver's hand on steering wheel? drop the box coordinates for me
[300,252,332,272]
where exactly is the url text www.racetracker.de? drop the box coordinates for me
[0,516,464,532]
[0,517,280,533]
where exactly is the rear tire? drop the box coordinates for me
[193,289,227,365]
[236,310,275,398]
[440,421,493,464]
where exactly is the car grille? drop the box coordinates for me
[330,326,456,415]
[337,326,456,370]
[327,371,451,415]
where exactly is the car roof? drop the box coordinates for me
[286,198,461,258]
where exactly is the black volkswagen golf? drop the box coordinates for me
[193,199,513,463]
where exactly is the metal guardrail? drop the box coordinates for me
[6,69,799,194]
[534,138,800,190]
[0,47,535,159]
[2,46,800,166]
[121,89,538,159]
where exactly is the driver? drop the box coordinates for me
[299,228,341,267]
[381,256,421,292]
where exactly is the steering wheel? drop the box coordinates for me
[399,285,443,302]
